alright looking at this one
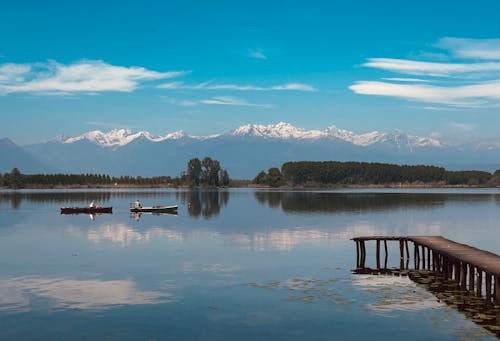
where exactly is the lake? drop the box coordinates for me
[0,188,499,340]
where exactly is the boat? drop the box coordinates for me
[129,204,178,213]
[61,207,113,214]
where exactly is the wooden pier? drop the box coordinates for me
[352,236,500,304]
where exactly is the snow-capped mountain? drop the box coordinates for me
[60,122,443,149]
[3,122,498,178]
[62,129,188,147]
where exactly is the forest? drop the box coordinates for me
[253,161,500,187]
[0,157,230,189]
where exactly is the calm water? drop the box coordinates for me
[1,188,500,340]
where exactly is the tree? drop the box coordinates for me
[184,156,229,187]
[187,158,202,187]
[219,169,230,186]
[8,168,24,189]
[253,170,267,184]
[267,167,283,187]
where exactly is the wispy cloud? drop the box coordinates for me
[158,81,316,92]
[362,58,500,77]
[349,80,500,107]
[436,37,500,60]
[350,37,500,108]
[0,60,188,95]
[382,78,432,83]
[201,96,272,107]
[248,48,268,60]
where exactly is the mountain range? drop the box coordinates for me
[1,122,499,178]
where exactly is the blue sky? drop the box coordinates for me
[0,0,499,144]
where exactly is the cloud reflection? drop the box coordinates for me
[66,224,184,246]
[0,276,172,312]
[352,275,442,313]
[231,223,383,251]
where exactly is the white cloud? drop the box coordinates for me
[201,96,271,107]
[382,78,432,82]
[0,60,188,95]
[363,58,500,77]
[248,48,268,60]
[351,37,500,108]
[349,80,500,107]
[436,37,500,60]
[157,81,316,92]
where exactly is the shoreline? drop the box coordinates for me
[1,183,499,190]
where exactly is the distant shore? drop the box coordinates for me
[1,183,498,190]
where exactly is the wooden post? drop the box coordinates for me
[443,256,450,278]
[460,262,467,288]
[421,245,425,269]
[360,241,366,268]
[454,259,461,283]
[414,243,418,269]
[495,276,500,304]
[485,274,492,303]
[376,240,381,269]
[399,239,404,270]
[383,240,388,269]
[405,239,410,260]
[468,265,475,291]
[427,247,431,269]
[477,270,483,297]
[356,241,360,268]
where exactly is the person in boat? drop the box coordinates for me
[89,200,96,208]
[133,200,142,209]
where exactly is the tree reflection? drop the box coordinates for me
[177,190,229,219]
[253,191,500,214]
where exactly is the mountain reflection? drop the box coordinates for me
[0,276,172,312]
[254,191,500,214]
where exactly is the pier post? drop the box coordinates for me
[356,241,360,268]
[427,247,431,269]
[421,245,425,269]
[399,239,404,269]
[468,265,475,291]
[414,243,419,269]
[460,262,467,288]
[383,240,388,269]
[477,270,483,297]
[360,240,366,268]
[405,239,410,260]
[495,276,500,304]
[376,240,381,269]
[485,274,492,303]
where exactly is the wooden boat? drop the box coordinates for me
[61,207,113,214]
[129,205,178,213]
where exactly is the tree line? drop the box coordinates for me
[253,161,500,187]
[1,157,230,189]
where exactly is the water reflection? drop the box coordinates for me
[65,224,184,246]
[131,211,178,221]
[177,190,229,218]
[254,191,500,214]
[0,276,172,312]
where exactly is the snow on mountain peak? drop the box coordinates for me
[62,128,190,147]
[230,122,325,139]
[61,122,443,148]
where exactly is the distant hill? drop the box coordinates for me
[1,123,499,178]
[0,138,53,174]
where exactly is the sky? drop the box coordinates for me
[0,0,499,145]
